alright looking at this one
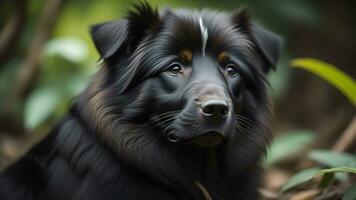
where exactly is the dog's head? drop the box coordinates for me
[79,1,282,189]
[87,2,282,147]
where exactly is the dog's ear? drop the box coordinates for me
[251,24,283,73]
[90,20,129,59]
[232,8,283,73]
[232,7,251,33]
[90,2,160,60]
[126,1,160,51]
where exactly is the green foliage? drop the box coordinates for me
[25,86,61,129]
[24,37,93,129]
[264,130,314,166]
[282,167,356,192]
[281,58,356,194]
[281,167,321,192]
[44,37,88,63]
[309,150,356,181]
[313,167,356,177]
[291,58,356,106]
[282,150,356,192]
[309,150,356,168]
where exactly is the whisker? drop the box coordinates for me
[232,115,249,139]
[142,111,180,127]
[235,114,253,130]
[236,114,252,122]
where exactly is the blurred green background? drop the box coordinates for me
[0,0,355,198]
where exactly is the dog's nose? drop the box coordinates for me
[201,99,229,122]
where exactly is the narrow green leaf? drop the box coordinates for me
[291,58,356,106]
[313,167,356,177]
[343,184,356,200]
[309,150,356,168]
[282,167,356,192]
[282,167,321,192]
[265,130,314,166]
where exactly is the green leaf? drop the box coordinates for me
[282,167,356,192]
[313,167,356,177]
[282,167,321,192]
[265,130,315,166]
[25,87,61,129]
[343,183,356,200]
[314,167,356,184]
[44,37,88,63]
[291,58,356,106]
[309,150,356,168]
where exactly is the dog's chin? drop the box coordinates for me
[167,129,225,148]
[189,131,224,148]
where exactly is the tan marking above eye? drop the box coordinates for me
[180,50,192,63]
[218,52,229,63]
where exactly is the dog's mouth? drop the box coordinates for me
[190,131,224,147]
[167,130,224,148]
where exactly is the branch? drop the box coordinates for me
[0,0,26,65]
[333,116,356,152]
[3,0,65,108]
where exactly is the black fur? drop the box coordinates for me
[0,2,283,200]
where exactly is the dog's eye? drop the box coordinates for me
[168,62,183,75]
[226,64,238,77]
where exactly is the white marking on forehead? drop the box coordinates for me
[199,17,208,56]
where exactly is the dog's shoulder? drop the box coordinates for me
[0,117,78,199]
[0,115,171,200]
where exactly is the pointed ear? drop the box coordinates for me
[89,2,160,60]
[232,8,283,73]
[90,20,129,59]
[231,7,251,32]
[251,24,283,73]
[126,1,160,51]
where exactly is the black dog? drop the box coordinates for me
[0,2,282,200]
